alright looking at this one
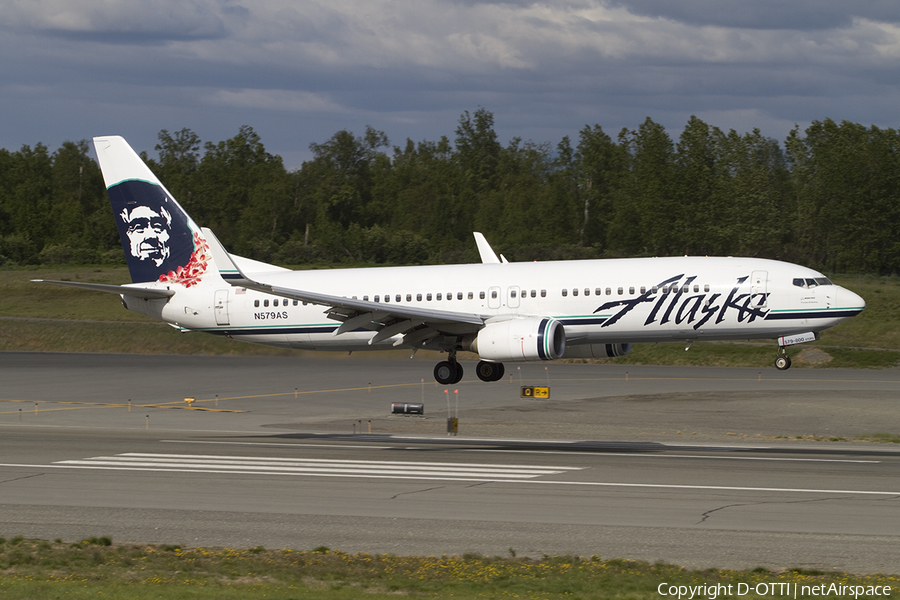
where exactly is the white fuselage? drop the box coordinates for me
[124,256,865,355]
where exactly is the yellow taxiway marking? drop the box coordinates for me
[0,398,245,414]
[0,380,430,415]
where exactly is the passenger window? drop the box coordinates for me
[693,285,699,293]
[662,286,668,294]
[457,292,463,300]
[617,287,623,295]
[264,299,269,307]
[540,289,546,297]
[652,286,658,294]
[374,295,380,302]
[446,292,452,301]
[363,295,369,301]
[480,291,485,300]
[417,293,422,301]
[384,295,390,303]
[273,299,279,307]
[531,290,536,298]
[396,294,401,302]
[511,290,517,298]
[293,300,298,306]
[437,293,442,301]
[606,287,611,295]
[640,286,646,294]
[595,288,602,296]
[584,288,590,296]
[704,284,710,292]
[629,287,635,295]
[254,299,259,307]
[562,289,568,297]
[468,292,474,300]
[572,288,578,296]
[682,285,689,293]
[427,293,432,301]
[491,291,498,299]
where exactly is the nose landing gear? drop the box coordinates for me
[774,348,792,370]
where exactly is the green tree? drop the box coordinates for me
[574,125,626,250]
[152,128,202,215]
[453,108,502,241]
[194,126,292,258]
[609,118,676,256]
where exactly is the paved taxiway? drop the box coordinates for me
[1,352,899,573]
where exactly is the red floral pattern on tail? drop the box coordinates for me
[157,232,211,288]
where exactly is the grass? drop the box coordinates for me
[1,266,898,368]
[0,537,896,599]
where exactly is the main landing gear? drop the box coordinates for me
[432,349,506,384]
[475,360,505,382]
[434,358,463,385]
[774,347,792,371]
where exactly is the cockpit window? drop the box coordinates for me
[794,277,834,289]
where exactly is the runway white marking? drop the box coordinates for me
[1,457,896,495]
[161,440,393,450]
[161,438,882,464]
[53,453,581,481]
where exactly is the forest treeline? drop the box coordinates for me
[1,109,898,274]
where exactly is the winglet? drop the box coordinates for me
[202,227,266,290]
[473,232,501,264]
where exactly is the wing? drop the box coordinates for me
[202,228,487,350]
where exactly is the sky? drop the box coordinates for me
[2,0,899,169]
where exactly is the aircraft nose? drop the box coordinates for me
[839,286,866,312]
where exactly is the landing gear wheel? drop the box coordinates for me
[476,360,505,382]
[434,360,464,384]
[774,354,792,370]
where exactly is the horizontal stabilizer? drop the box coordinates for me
[33,280,175,299]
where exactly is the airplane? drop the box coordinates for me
[36,136,866,384]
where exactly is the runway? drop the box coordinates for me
[1,352,899,573]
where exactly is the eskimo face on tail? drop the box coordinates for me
[108,180,208,286]
[120,204,172,266]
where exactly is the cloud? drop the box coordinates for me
[604,0,900,30]
[2,0,900,170]
[1,0,229,43]
[209,88,340,113]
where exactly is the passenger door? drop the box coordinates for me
[214,289,230,325]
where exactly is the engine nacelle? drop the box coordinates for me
[471,317,566,362]
[564,343,632,359]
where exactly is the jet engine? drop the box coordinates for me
[470,317,566,362]
[564,343,632,359]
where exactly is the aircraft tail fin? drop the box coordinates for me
[93,136,214,286]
